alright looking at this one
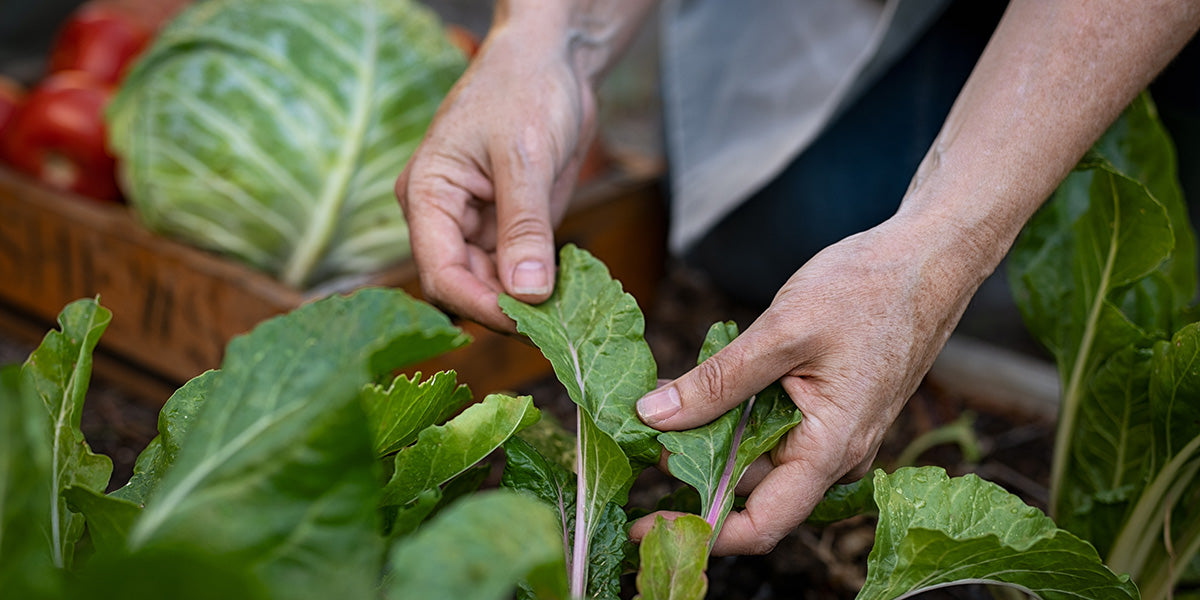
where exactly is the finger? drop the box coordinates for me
[628,510,691,543]
[635,325,793,430]
[733,455,773,496]
[709,424,845,556]
[491,134,559,304]
[399,167,515,332]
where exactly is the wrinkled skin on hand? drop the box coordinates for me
[630,216,983,555]
[395,27,598,332]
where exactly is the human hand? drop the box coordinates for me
[395,19,599,332]
[628,215,989,555]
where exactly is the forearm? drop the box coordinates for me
[489,0,658,85]
[897,0,1200,279]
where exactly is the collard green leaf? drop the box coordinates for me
[588,501,633,600]
[634,515,711,600]
[0,363,61,599]
[20,299,114,569]
[659,322,802,534]
[499,244,660,466]
[502,435,575,523]
[515,411,577,474]
[1011,94,1200,597]
[1089,93,1197,313]
[381,393,538,506]
[563,411,636,596]
[362,370,472,457]
[1102,323,1200,589]
[128,288,459,600]
[578,410,635,527]
[384,490,568,600]
[1065,345,1155,555]
[112,370,216,505]
[501,432,629,599]
[1011,161,1173,519]
[1150,323,1200,464]
[808,477,877,525]
[385,488,441,540]
[68,545,270,600]
[109,0,466,288]
[63,485,141,555]
[432,463,491,515]
[858,467,1138,600]
[503,436,576,599]
[1012,166,1171,369]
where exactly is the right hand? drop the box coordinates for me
[629,215,988,555]
[396,22,598,332]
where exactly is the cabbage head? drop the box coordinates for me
[108,0,465,288]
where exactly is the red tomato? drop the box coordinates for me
[445,24,481,60]
[48,2,152,85]
[0,76,24,138]
[1,70,121,202]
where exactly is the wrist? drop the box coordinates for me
[491,0,656,84]
[875,206,1006,306]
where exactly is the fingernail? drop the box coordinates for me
[511,261,550,295]
[637,386,681,425]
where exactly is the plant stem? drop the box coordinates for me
[705,396,755,530]
[1107,434,1200,577]
[1135,499,1200,600]
[570,408,587,598]
[1050,173,1122,518]
[894,412,982,468]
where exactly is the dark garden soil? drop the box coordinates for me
[4,258,1056,600]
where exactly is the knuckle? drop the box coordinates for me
[500,213,552,246]
[693,359,729,400]
[746,537,779,556]
[742,519,781,555]
[419,277,445,305]
[843,462,873,483]
[404,175,448,206]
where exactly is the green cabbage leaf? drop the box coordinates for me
[108,0,465,288]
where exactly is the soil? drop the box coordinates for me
[2,258,1056,600]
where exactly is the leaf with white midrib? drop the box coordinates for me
[125,288,466,599]
[380,394,539,507]
[108,0,466,287]
[499,244,659,466]
[857,467,1138,600]
[1012,163,1173,520]
[658,322,801,536]
[361,370,472,458]
[21,299,114,569]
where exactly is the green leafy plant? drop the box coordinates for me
[4,90,1191,597]
[0,289,564,600]
[496,245,1134,599]
[1010,92,1200,600]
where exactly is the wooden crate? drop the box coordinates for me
[0,164,667,405]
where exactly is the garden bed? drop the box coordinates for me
[16,256,1059,600]
[0,161,667,405]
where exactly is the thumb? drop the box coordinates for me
[493,143,559,305]
[636,328,787,431]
